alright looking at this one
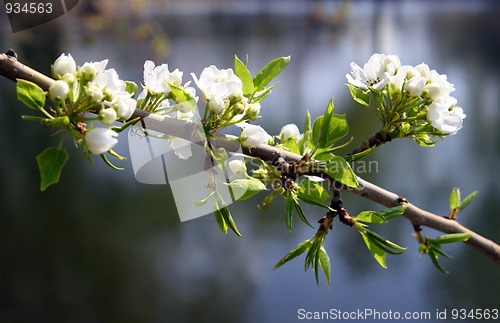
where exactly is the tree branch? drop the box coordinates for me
[1,50,499,263]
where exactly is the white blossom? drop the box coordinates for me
[48,80,70,102]
[236,122,271,147]
[404,76,426,97]
[346,53,400,91]
[99,108,117,125]
[228,159,247,179]
[53,53,77,76]
[114,96,137,120]
[427,96,465,135]
[90,68,126,101]
[79,59,108,82]
[415,63,455,100]
[192,65,243,112]
[85,127,118,155]
[280,123,302,142]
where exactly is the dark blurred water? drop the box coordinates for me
[0,1,499,322]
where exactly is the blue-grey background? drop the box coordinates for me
[0,0,499,322]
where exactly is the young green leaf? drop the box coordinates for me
[319,99,335,148]
[125,81,138,97]
[360,232,387,268]
[253,56,290,91]
[318,246,331,287]
[234,55,254,97]
[273,239,313,269]
[347,83,370,107]
[449,187,461,211]
[251,87,273,103]
[365,230,407,254]
[298,179,330,206]
[168,82,195,103]
[459,191,479,211]
[343,146,376,163]
[285,193,294,231]
[356,211,387,224]
[16,79,46,111]
[230,178,267,201]
[36,147,69,191]
[214,207,229,234]
[258,189,281,211]
[311,115,324,148]
[193,191,215,207]
[435,233,471,244]
[323,156,361,189]
[293,196,314,228]
[214,196,241,236]
[428,248,449,274]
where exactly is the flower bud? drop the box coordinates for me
[280,123,301,142]
[228,159,247,179]
[52,53,76,77]
[85,127,118,155]
[245,103,261,120]
[79,62,96,82]
[48,80,70,102]
[114,97,137,120]
[99,108,117,125]
[404,76,426,97]
[237,123,271,147]
[86,85,104,103]
[61,73,76,84]
[232,103,246,115]
[208,96,225,114]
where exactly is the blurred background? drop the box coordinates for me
[0,0,499,322]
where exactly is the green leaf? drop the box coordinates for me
[16,79,46,110]
[428,248,449,274]
[360,232,387,268]
[365,230,406,254]
[125,81,138,97]
[234,55,254,97]
[435,233,471,244]
[311,101,348,149]
[251,87,273,103]
[214,196,241,236]
[273,239,313,269]
[253,56,290,91]
[343,146,375,163]
[168,82,195,103]
[319,99,335,148]
[298,179,330,206]
[293,197,314,228]
[311,115,324,147]
[347,83,370,107]
[318,246,331,287]
[449,187,461,210]
[258,189,281,211]
[230,178,267,201]
[193,191,215,207]
[323,156,361,189]
[36,147,69,191]
[413,133,436,147]
[303,110,312,134]
[356,211,387,224]
[459,191,479,211]
[285,193,294,231]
